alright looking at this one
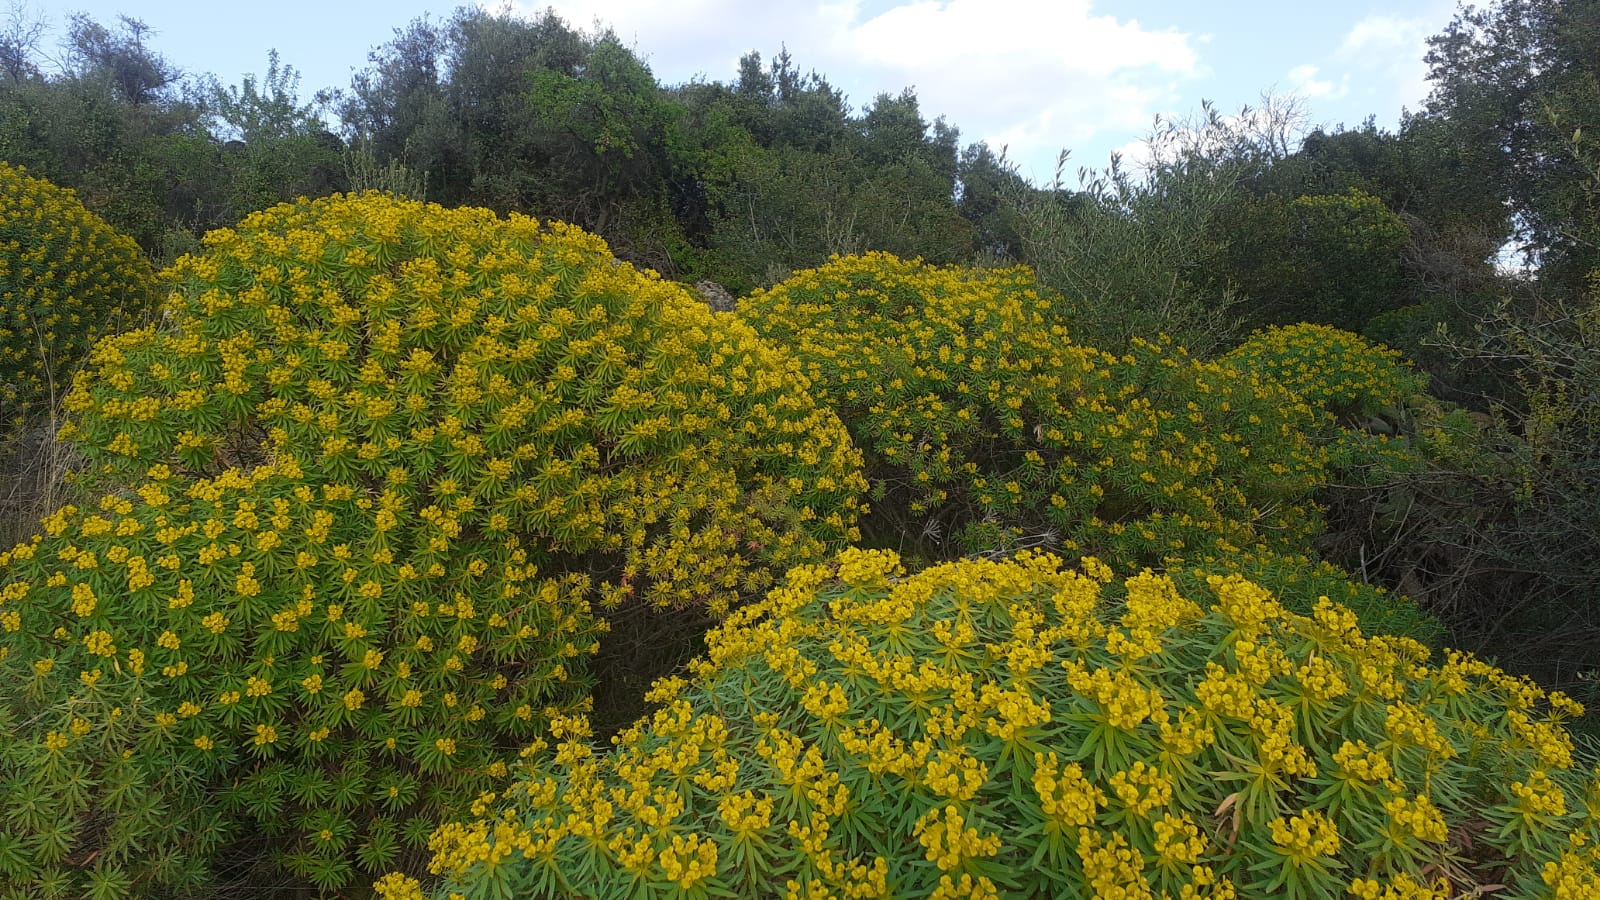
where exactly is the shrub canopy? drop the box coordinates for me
[411,548,1600,900]
[0,162,154,427]
[0,193,868,895]
[62,193,867,615]
[739,253,1326,566]
[1222,324,1425,420]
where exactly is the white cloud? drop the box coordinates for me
[1341,14,1426,55]
[1108,135,1154,171]
[500,0,1201,183]
[527,0,863,80]
[1287,63,1348,101]
[1336,12,1438,111]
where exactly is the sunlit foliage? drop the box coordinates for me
[412,549,1599,899]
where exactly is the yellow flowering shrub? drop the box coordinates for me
[1,194,867,896]
[1221,324,1425,420]
[1185,548,1443,649]
[1218,325,1446,576]
[62,193,866,616]
[0,162,154,427]
[738,253,1328,566]
[0,458,610,894]
[416,549,1600,899]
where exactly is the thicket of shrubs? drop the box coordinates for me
[1,191,869,896]
[738,254,1328,568]
[0,173,1596,899]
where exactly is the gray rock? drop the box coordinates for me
[692,280,737,313]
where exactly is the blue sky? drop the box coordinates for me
[35,0,1459,186]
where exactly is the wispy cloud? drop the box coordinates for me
[1287,63,1348,101]
[1335,11,1440,111]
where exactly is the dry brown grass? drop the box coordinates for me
[0,417,80,550]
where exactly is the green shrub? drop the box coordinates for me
[1222,324,1425,420]
[1282,190,1409,333]
[0,162,154,427]
[1213,189,1409,334]
[1361,305,1435,361]
[0,192,868,895]
[738,252,1327,567]
[1322,281,1600,708]
[1177,548,1445,650]
[61,192,867,616]
[0,459,608,895]
[407,548,1600,900]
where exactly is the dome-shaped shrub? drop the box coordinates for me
[0,459,608,895]
[408,548,1600,900]
[0,162,154,427]
[4,193,867,895]
[738,253,1326,566]
[61,193,867,616]
[1220,324,1441,543]
[1222,324,1425,420]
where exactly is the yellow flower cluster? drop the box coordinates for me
[1222,323,1424,418]
[0,162,154,427]
[1542,848,1600,900]
[1384,794,1448,843]
[63,192,867,616]
[1349,873,1450,900]
[417,549,1600,898]
[1033,751,1104,827]
[916,804,1002,871]
[739,252,1327,565]
[0,456,615,894]
[1268,809,1341,862]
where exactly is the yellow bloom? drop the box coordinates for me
[915,804,1001,872]
[1384,794,1448,843]
[658,832,718,890]
[1267,809,1340,862]
[83,630,116,657]
[1032,752,1104,827]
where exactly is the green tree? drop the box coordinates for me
[523,36,685,267]
[336,7,693,270]
[956,141,1029,260]
[198,51,347,222]
[1010,99,1290,353]
[663,49,975,291]
[63,13,181,106]
[0,14,198,249]
[338,15,447,166]
[0,13,229,254]
[1425,0,1600,284]
[0,1,44,84]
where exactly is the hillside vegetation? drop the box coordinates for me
[2,1,1600,897]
